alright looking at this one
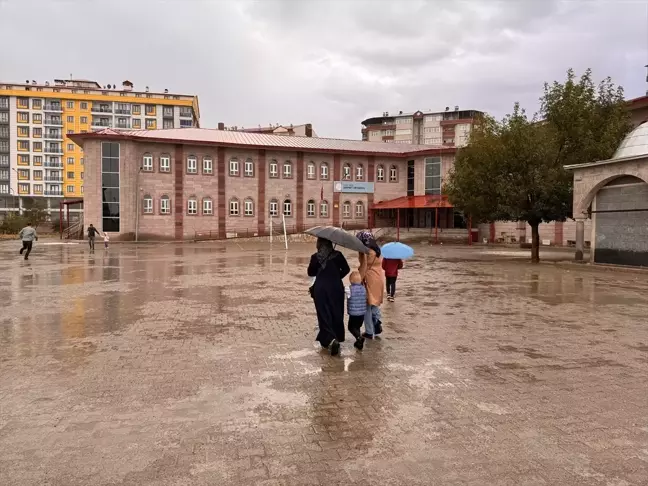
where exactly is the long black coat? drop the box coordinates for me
[307,251,350,347]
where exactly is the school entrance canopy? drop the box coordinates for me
[369,195,471,243]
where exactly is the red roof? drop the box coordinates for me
[69,128,457,158]
[371,195,453,209]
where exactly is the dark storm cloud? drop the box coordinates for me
[1,0,645,138]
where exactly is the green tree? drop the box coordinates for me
[445,69,631,263]
[22,199,48,229]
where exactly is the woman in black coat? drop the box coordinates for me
[307,238,350,356]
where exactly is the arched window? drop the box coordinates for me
[320,162,329,180]
[187,197,197,215]
[244,158,254,177]
[203,197,213,215]
[389,165,398,182]
[203,156,213,174]
[269,199,279,217]
[142,153,153,172]
[229,158,239,176]
[143,194,153,214]
[307,199,315,217]
[244,198,254,216]
[283,160,292,178]
[283,199,292,217]
[343,163,351,181]
[320,200,329,218]
[229,197,240,216]
[160,195,171,214]
[342,201,351,218]
[159,153,171,172]
[355,201,364,218]
[377,165,385,182]
[186,155,197,174]
[269,160,279,178]
[355,164,364,181]
[307,162,316,180]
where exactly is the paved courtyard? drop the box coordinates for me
[0,240,647,485]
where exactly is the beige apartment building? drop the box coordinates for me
[361,107,483,147]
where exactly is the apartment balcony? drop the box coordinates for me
[44,161,63,168]
[44,131,63,140]
[45,175,63,182]
[114,108,131,115]
[44,119,63,126]
[179,110,193,118]
[115,122,132,129]
[44,104,63,112]
[92,120,113,128]
[44,190,63,196]
[91,106,113,113]
[44,146,64,154]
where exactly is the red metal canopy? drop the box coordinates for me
[370,195,453,210]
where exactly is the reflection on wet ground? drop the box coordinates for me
[0,241,647,485]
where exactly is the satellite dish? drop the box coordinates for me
[164,88,168,93]
[107,84,111,89]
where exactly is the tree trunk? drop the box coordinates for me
[530,222,540,263]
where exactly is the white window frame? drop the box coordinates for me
[320,201,328,217]
[343,164,351,181]
[187,156,197,174]
[307,163,316,179]
[283,199,292,217]
[307,200,315,217]
[343,202,351,218]
[143,154,153,171]
[203,198,213,215]
[230,199,239,216]
[356,165,364,181]
[160,196,171,214]
[269,161,278,178]
[143,196,153,214]
[320,163,329,180]
[377,166,385,182]
[390,166,397,182]
[203,157,213,175]
[160,155,170,172]
[283,161,292,178]
[187,198,197,215]
[244,199,254,216]
[229,158,239,176]
[244,159,254,177]
[269,200,278,217]
[355,202,364,218]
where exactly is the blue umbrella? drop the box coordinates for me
[380,242,414,260]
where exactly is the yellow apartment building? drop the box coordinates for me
[0,78,199,210]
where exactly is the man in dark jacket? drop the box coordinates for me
[87,224,99,252]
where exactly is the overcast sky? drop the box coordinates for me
[0,0,646,138]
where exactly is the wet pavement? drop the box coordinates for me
[0,240,647,486]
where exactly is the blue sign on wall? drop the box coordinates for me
[333,181,375,194]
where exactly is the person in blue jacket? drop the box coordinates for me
[346,271,367,350]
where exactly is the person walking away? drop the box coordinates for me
[103,232,110,250]
[87,224,99,252]
[358,245,384,339]
[346,271,367,350]
[307,238,351,356]
[382,258,403,302]
[18,222,38,261]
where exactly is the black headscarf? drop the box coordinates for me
[316,238,335,268]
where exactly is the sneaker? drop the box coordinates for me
[330,340,340,356]
[353,336,365,350]
[362,332,374,340]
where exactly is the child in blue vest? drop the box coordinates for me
[346,271,367,350]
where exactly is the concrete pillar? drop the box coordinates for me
[575,217,585,261]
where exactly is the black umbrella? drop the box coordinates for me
[305,226,369,254]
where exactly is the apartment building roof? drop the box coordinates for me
[70,128,457,157]
[362,109,483,127]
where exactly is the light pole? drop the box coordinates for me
[135,167,142,242]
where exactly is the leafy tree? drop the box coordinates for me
[22,199,48,229]
[445,69,631,263]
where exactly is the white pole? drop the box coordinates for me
[270,218,273,244]
[282,213,288,250]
